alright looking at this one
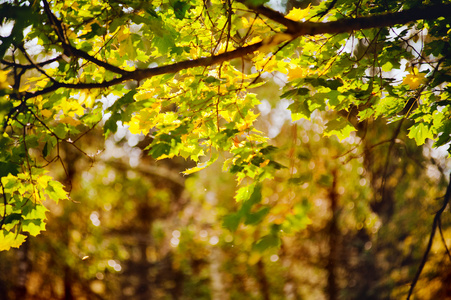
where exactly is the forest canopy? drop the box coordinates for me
[1,0,451,298]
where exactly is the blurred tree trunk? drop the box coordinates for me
[14,241,29,299]
[210,246,227,300]
[257,259,270,300]
[326,169,339,300]
[62,142,79,300]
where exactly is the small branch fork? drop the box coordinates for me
[407,173,451,300]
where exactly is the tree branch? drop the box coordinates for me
[407,173,451,300]
[1,55,62,70]
[241,1,451,36]
[23,42,262,99]
[0,182,7,231]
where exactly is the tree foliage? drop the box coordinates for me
[1,1,451,293]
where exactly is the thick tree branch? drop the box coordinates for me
[241,1,451,36]
[64,44,132,76]
[23,42,262,99]
[106,160,185,188]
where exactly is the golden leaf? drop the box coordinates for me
[59,116,81,126]
[287,67,305,80]
[41,109,53,118]
[285,4,311,22]
[403,70,426,90]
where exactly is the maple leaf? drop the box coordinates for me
[287,67,305,80]
[285,4,311,22]
[403,69,426,90]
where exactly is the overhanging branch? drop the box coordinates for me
[23,42,263,99]
[240,1,451,36]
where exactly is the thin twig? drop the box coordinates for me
[407,173,451,299]
[0,182,7,231]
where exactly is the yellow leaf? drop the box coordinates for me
[0,232,27,251]
[287,67,305,80]
[217,42,236,54]
[41,109,53,118]
[190,47,198,59]
[260,33,293,52]
[134,91,155,101]
[181,134,188,144]
[246,36,262,46]
[259,159,270,168]
[65,101,85,117]
[248,252,261,265]
[182,161,209,175]
[35,79,49,88]
[403,70,426,90]
[127,117,144,135]
[59,116,81,126]
[182,154,218,175]
[19,84,30,92]
[78,90,95,107]
[156,153,176,160]
[285,4,311,21]
[263,33,292,46]
[0,70,10,89]
[34,189,41,204]
[116,27,130,43]
[36,175,50,189]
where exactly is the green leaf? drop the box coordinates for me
[324,117,356,141]
[0,161,19,178]
[288,99,312,121]
[46,180,68,204]
[78,23,107,39]
[182,154,218,175]
[260,145,278,155]
[42,141,50,158]
[381,61,394,72]
[268,160,286,170]
[22,219,45,237]
[408,123,433,145]
[252,234,281,252]
[325,78,343,90]
[435,120,451,147]
[288,173,312,185]
[244,0,270,6]
[204,76,220,84]
[317,174,332,187]
[2,213,22,225]
[244,207,270,225]
[223,213,241,232]
[173,1,190,20]
[149,143,171,159]
[235,182,257,203]
[22,204,48,221]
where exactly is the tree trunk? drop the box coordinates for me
[14,240,29,299]
[257,259,270,300]
[326,169,339,300]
